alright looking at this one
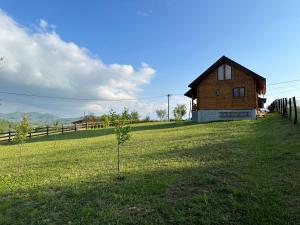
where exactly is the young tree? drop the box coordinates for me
[156,109,167,121]
[14,116,31,170]
[52,120,60,146]
[0,57,4,68]
[110,109,131,179]
[144,115,151,122]
[173,104,187,121]
[102,114,110,128]
[130,111,139,122]
[122,107,130,121]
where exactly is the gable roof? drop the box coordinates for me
[188,56,266,88]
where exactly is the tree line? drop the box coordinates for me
[81,104,188,124]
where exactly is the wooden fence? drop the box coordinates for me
[0,121,114,143]
[269,97,299,124]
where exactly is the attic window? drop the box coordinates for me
[217,64,232,80]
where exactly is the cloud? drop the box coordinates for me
[137,10,152,17]
[39,19,48,30]
[0,9,156,117]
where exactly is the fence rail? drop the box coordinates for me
[269,96,299,124]
[0,121,118,143]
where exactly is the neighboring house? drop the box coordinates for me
[185,56,266,122]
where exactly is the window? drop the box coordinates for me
[216,89,220,96]
[240,87,245,96]
[225,65,232,80]
[217,65,224,80]
[217,64,232,80]
[233,87,245,97]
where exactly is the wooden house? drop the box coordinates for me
[185,56,266,122]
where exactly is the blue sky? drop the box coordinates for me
[0,0,300,117]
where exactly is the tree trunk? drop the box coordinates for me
[117,143,120,177]
[19,143,23,172]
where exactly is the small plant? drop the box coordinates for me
[110,109,131,179]
[156,109,167,121]
[14,116,31,170]
[173,104,187,121]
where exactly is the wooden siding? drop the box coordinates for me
[196,64,258,110]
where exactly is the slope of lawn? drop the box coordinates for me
[0,114,299,225]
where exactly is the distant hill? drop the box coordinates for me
[0,112,79,125]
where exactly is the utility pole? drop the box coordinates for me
[167,94,171,121]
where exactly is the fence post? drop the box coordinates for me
[285,98,288,117]
[289,98,292,120]
[293,97,298,124]
[29,130,32,139]
[8,130,11,142]
[279,99,281,114]
[86,122,88,130]
[61,124,64,134]
[284,98,286,116]
[75,123,77,132]
[46,126,49,135]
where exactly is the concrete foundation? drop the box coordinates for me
[192,109,257,123]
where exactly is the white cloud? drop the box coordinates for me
[0,9,156,117]
[137,10,152,17]
[39,19,48,31]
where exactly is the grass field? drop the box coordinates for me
[0,114,299,225]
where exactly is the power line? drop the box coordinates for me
[268,83,300,91]
[0,91,168,102]
[268,78,300,86]
[265,87,300,95]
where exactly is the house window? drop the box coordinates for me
[217,65,224,80]
[233,87,245,97]
[217,64,232,80]
[216,89,220,96]
[225,65,232,80]
[240,87,245,96]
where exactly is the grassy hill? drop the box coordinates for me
[0,112,79,126]
[0,119,15,132]
[0,114,299,224]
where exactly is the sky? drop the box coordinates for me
[0,0,300,118]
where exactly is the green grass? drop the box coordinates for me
[0,114,299,225]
